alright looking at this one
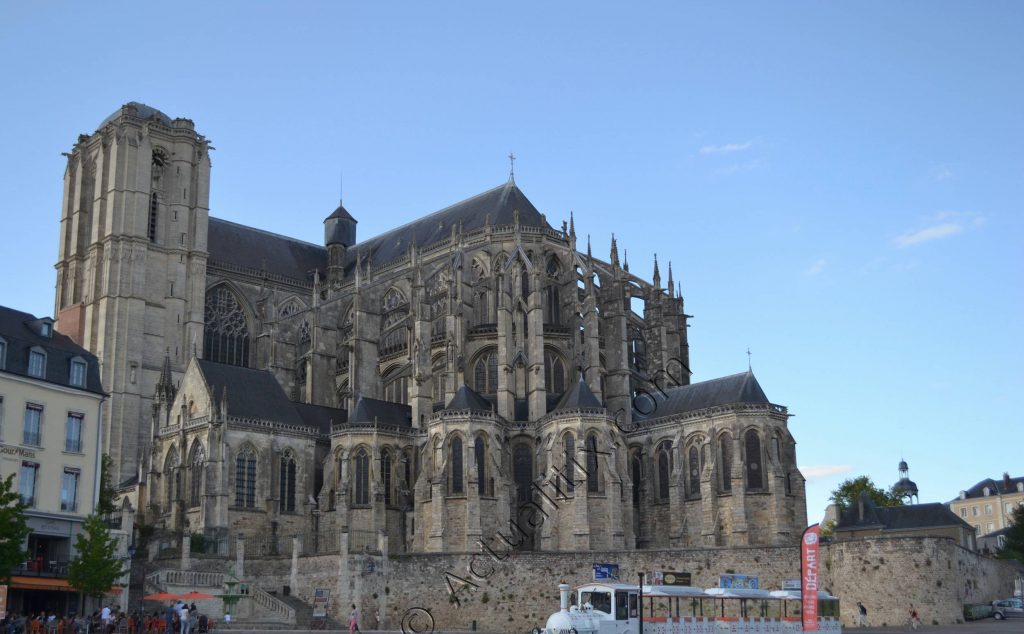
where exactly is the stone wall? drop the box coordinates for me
[216,535,1020,632]
[820,536,1019,627]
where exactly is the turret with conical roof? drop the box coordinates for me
[892,458,919,503]
[325,200,357,284]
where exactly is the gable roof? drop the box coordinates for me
[197,359,304,425]
[0,304,105,395]
[837,492,971,532]
[553,377,602,412]
[638,371,769,421]
[347,180,550,269]
[207,217,326,282]
[444,384,494,412]
[349,395,413,427]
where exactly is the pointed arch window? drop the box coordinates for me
[688,444,701,498]
[628,326,647,373]
[204,286,251,367]
[450,437,464,494]
[473,351,498,394]
[382,450,393,506]
[520,266,530,298]
[354,449,370,505]
[657,442,672,501]
[279,454,297,513]
[164,448,179,510]
[719,433,733,492]
[745,430,763,490]
[563,434,576,495]
[544,351,566,394]
[189,444,205,508]
[585,433,600,493]
[297,321,311,357]
[544,285,561,325]
[513,444,533,504]
[432,361,446,404]
[235,447,257,508]
[474,436,487,496]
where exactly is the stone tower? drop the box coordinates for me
[54,102,211,480]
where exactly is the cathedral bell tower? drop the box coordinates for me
[54,102,211,481]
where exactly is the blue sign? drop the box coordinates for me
[719,574,759,590]
[593,563,620,581]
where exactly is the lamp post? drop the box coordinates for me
[637,572,644,634]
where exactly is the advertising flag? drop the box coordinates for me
[801,524,821,631]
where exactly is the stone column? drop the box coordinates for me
[236,534,245,578]
[290,534,301,592]
[181,530,191,570]
[729,433,749,545]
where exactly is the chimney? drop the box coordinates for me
[559,584,571,612]
[1004,472,1011,490]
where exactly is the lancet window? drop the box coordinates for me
[354,449,370,505]
[745,429,763,490]
[188,443,205,508]
[279,453,297,513]
[381,288,409,355]
[585,433,600,493]
[235,446,257,508]
[382,449,393,506]
[473,350,498,394]
[688,444,701,498]
[449,436,464,494]
[719,433,733,492]
[657,441,672,501]
[544,351,566,394]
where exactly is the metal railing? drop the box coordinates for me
[347,530,380,554]
[243,534,293,557]
[301,530,342,555]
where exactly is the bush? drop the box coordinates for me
[190,533,208,553]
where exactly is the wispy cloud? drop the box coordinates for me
[894,211,984,248]
[800,465,853,481]
[804,258,827,276]
[713,158,764,176]
[699,140,754,155]
[929,164,954,182]
[894,223,963,248]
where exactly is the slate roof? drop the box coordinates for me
[198,360,305,425]
[553,377,602,411]
[444,384,494,412]
[207,217,327,282]
[638,371,769,421]
[349,395,412,427]
[958,475,1024,499]
[326,203,356,222]
[293,402,348,435]
[838,492,971,531]
[346,180,550,270]
[99,102,173,129]
[0,305,105,395]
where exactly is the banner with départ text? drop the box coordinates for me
[801,524,821,631]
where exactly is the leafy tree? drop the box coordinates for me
[829,475,904,510]
[0,473,30,584]
[96,454,118,515]
[995,504,1024,561]
[68,513,127,600]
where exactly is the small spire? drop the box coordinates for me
[623,249,629,273]
[667,261,675,298]
[508,152,516,183]
[610,234,620,268]
[747,347,752,372]
[586,234,592,261]
[652,253,661,288]
[569,211,576,238]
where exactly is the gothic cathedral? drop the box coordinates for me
[54,103,806,553]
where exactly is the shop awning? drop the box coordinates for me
[10,576,73,592]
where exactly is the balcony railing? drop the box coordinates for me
[14,560,69,577]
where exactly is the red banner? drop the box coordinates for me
[801,524,820,631]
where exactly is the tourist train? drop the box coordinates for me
[535,583,842,634]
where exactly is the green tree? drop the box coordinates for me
[96,454,118,515]
[68,513,127,600]
[0,473,31,584]
[995,504,1024,561]
[829,475,904,510]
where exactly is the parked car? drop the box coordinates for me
[992,597,1023,619]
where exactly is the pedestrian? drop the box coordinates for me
[176,603,189,634]
[348,605,359,634]
[909,605,920,630]
[856,602,868,627]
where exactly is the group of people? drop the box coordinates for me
[1,605,130,634]
[158,602,209,634]
[856,601,922,629]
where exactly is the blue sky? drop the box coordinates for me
[1,2,1021,521]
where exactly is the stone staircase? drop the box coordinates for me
[270,594,343,630]
[138,567,295,626]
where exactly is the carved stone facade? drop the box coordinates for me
[54,103,806,552]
